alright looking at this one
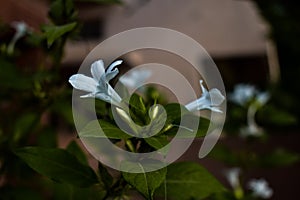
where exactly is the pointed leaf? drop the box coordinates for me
[98,162,113,189]
[155,162,225,199]
[66,140,88,165]
[14,147,99,187]
[79,120,132,139]
[122,161,167,200]
[43,22,77,47]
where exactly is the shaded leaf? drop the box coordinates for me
[144,136,169,150]
[261,148,299,167]
[122,161,167,200]
[43,22,77,47]
[98,162,113,189]
[14,147,99,187]
[164,103,189,124]
[79,120,132,139]
[52,182,106,200]
[155,162,224,200]
[67,140,88,165]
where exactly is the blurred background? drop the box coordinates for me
[0,0,299,199]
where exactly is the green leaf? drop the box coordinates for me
[66,140,88,165]
[127,93,148,125]
[208,145,239,165]
[257,105,298,126]
[0,186,43,200]
[37,128,57,148]
[43,22,77,47]
[52,182,106,200]
[164,103,189,124]
[144,136,169,150]
[79,120,132,139]
[13,113,38,143]
[260,148,299,167]
[49,0,77,24]
[122,162,167,200]
[98,162,113,189]
[14,147,99,187]
[155,162,224,200]
[165,115,210,138]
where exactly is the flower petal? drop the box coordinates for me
[256,92,270,105]
[91,60,105,81]
[199,80,208,94]
[209,88,225,106]
[69,74,97,93]
[105,68,119,82]
[107,60,123,73]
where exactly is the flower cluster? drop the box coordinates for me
[225,168,273,199]
[69,59,225,114]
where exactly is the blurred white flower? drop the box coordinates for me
[229,84,270,107]
[230,84,270,138]
[120,68,151,89]
[240,104,263,138]
[185,80,225,113]
[256,92,270,106]
[229,84,257,106]
[69,60,123,106]
[248,179,273,199]
[224,168,241,189]
[8,21,30,54]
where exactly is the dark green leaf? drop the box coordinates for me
[165,115,209,138]
[37,128,57,148]
[98,162,113,189]
[79,120,132,139]
[257,105,298,126]
[127,93,148,125]
[49,0,77,24]
[52,182,106,200]
[67,140,88,165]
[43,22,77,47]
[13,113,38,142]
[261,148,299,167]
[208,145,239,165]
[155,162,224,200]
[14,147,99,187]
[144,136,169,150]
[122,161,167,200]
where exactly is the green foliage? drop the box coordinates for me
[14,147,99,187]
[2,0,299,199]
[122,162,167,200]
[42,22,77,47]
[155,162,225,200]
[67,140,88,165]
[79,120,132,139]
[49,0,77,25]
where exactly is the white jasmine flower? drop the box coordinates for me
[185,80,225,113]
[69,60,123,106]
[240,104,263,138]
[256,92,270,106]
[248,179,273,199]
[119,68,151,89]
[224,168,241,189]
[229,84,257,106]
[8,21,29,54]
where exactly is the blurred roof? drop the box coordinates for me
[105,0,268,58]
